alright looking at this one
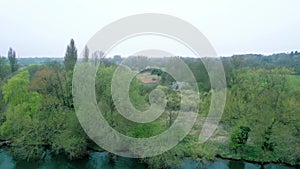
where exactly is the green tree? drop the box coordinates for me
[64,39,77,72]
[7,48,18,73]
[0,71,42,159]
[83,45,89,62]
[261,119,276,153]
[95,65,119,126]
[156,85,180,127]
[230,126,251,153]
[1,69,87,160]
[0,57,10,80]
[223,67,298,161]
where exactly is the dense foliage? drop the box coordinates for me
[0,43,299,168]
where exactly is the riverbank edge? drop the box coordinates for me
[215,154,300,168]
[1,143,299,168]
[87,144,300,168]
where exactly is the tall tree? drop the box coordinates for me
[83,45,89,62]
[64,39,77,72]
[7,48,18,73]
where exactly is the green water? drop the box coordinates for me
[0,149,299,169]
[0,149,146,169]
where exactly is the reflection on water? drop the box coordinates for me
[0,148,299,169]
[179,158,298,169]
[0,149,15,169]
[0,149,146,169]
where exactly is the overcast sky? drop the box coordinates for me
[0,0,299,57]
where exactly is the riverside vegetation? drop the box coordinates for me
[0,40,299,168]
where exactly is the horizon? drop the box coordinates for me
[3,50,298,59]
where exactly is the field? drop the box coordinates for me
[136,72,161,84]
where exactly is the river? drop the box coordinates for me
[0,148,299,169]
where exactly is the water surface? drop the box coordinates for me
[0,149,299,169]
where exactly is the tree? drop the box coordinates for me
[2,71,40,108]
[64,39,77,72]
[156,85,180,127]
[1,71,42,159]
[113,55,122,64]
[1,69,87,160]
[223,67,297,160]
[7,48,18,73]
[95,65,117,125]
[230,126,251,153]
[63,39,78,108]
[91,50,104,65]
[262,118,276,153]
[83,45,89,62]
[0,57,10,80]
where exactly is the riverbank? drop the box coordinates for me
[1,137,299,169]
[215,155,300,169]
[1,147,299,169]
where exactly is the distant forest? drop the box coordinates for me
[13,51,300,75]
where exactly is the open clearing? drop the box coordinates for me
[136,72,161,84]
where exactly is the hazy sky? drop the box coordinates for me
[0,0,299,57]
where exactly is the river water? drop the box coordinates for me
[0,149,299,169]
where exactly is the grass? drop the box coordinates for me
[136,72,161,84]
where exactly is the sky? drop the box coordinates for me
[0,0,299,57]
